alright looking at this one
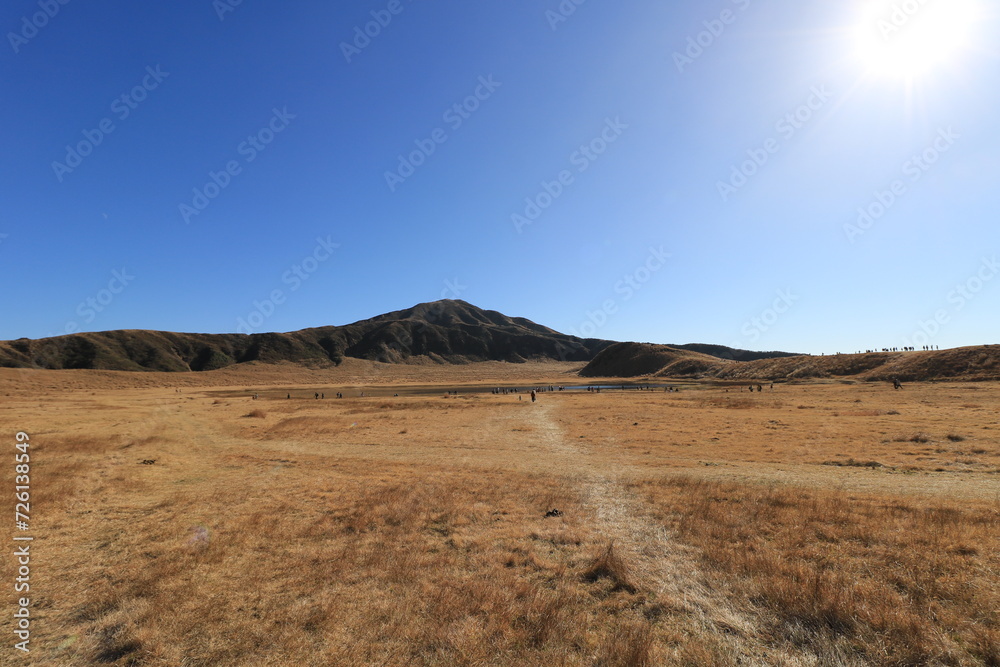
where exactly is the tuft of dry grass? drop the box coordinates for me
[582,542,638,594]
[821,458,884,468]
[700,396,763,409]
[595,619,654,667]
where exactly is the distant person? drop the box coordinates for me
[893,378,903,390]
[531,390,537,403]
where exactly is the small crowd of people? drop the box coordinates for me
[252,391,349,400]
[741,384,773,392]
[492,386,563,396]
[853,346,939,353]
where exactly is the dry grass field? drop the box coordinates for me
[1,364,998,666]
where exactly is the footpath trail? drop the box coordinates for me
[517,399,804,665]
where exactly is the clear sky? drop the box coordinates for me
[2,0,998,354]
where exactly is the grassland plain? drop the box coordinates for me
[1,365,998,665]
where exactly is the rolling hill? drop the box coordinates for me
[580,341,1000,383]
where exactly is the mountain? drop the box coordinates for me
[0,301,614,372]
[4,302,994,381]
[580,341,1000,383]
[579,343,724,378]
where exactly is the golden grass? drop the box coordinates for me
[1,370,998,665]
[633,477,1000,666]
[22,461,671,665]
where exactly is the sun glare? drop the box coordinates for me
[855,0,980,79]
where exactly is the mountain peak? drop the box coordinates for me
[366,300,558,335]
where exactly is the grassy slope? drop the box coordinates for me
[582,341,1000,383]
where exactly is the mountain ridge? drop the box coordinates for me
[4,301,995,382]
[0,300,614,372]
[0,300,797,373]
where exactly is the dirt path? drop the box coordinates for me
[522,400,805,665]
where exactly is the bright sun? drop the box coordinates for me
[855,0,980,78]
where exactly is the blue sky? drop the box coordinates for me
[2,0,998,354]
